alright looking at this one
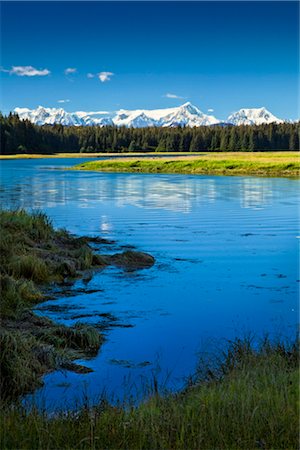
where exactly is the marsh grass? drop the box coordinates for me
[0,275,42,319]
[0,209,155,401]
[73,152,300,177]
[1,338,298,449]
[36,323,101,352]
[0,329,57,398]
[0,209,106,400]
[9,254,50,283]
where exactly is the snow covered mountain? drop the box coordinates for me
[227,107,283,126]
[113,103,220,127]
[13,103,284,128]
[13,103,219,128]
[13,106,113,127]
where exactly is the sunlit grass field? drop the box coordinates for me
[73,152,300,177]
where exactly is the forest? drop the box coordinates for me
[0,112,299,154]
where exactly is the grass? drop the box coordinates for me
[1,338,298,449]
[0,209,97,312]
[0,209,107,400]
[0,209,154,401]
[72,152,300,177]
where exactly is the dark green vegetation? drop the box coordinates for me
[0,112,299,154]
[74,152,300,177]
[0,210,105,400]
[1,338,298,449]
[0,210,154,400]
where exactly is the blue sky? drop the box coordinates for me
[0,1,298,120]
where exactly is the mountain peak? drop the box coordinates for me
[227,107,283,126]
[13,104,284,128]
[181,101,192,107]
[179,102,199,113]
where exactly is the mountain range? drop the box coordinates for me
[13,103,284,128]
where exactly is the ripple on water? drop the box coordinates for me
[0,158,298,411]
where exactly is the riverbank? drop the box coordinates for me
[0,209,154,400]
[1,338,298,449]
[72,151,300,177]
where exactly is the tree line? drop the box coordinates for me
[0,112,299,154]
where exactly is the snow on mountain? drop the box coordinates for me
[227,107,283,126]
[14,106,114,127]
[14,106,84,126]
[13,104,284,128]
[74,111,113,126]
[113,103,220,128]
[13,103,219,128]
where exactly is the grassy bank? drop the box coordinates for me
[1,338,298,449]
[0,210,154,400]
[73,152,300,177]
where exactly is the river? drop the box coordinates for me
[0,157,298,410]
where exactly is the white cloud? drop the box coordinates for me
[87,71,114,82]
[98,71,114,82]
[64,67,77,75]
[4,66,50,77]
[58,99,70,103]
[164,93,185,99]
[208,108,214,112]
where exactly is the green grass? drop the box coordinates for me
[72,152,300,177]
[35,322,101,352]
[1,338,298,449]
[0,209,106,400]
[0,209,154,401]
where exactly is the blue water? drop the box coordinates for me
[0,158,299,410]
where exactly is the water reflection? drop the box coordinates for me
[241,178,274,210]
[1,158,299,410]
[0,159,296,213]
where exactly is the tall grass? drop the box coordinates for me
[0,209,104,400]
[0,209,53,241]
[35,323,102,352]
[1,338,298,449]
[0,274,42,319]
[0,329,57,398]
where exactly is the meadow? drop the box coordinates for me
[72,152,300,177]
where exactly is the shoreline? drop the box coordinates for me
[71,152,300,177]
[0,210,154,401]
[2,337,298,449]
